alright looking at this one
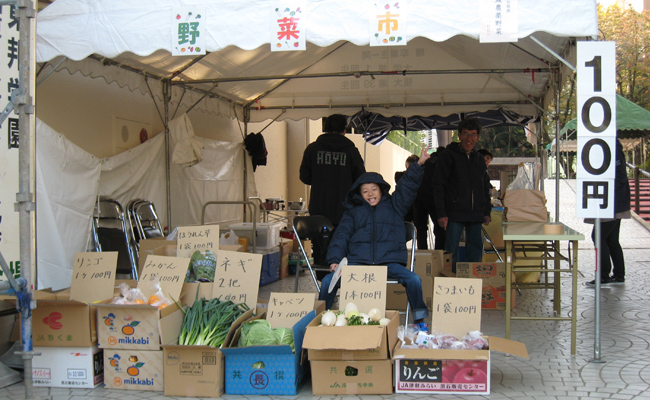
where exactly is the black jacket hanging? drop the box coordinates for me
[244,132,268,171]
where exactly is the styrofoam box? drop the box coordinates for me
[229,222,283,248]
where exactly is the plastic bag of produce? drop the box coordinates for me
[189,250,217,282]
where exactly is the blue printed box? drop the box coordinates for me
[220,310,315,395]
[258,250,280,286]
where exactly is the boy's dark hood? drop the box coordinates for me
[345,172,391,206]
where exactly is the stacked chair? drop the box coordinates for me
[91,197,139,280]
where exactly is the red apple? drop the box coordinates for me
[441,360,460,382]
[454,360,488,374]
[453,367,487,384]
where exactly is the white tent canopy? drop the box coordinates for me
[36,0,599,123]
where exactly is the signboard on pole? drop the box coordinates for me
[576,41,617,219]
[0,5,21,282]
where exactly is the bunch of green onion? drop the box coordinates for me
[179,296,250,347]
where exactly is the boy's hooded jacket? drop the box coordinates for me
[326,163,424,266]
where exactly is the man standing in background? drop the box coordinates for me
[299,114,366,227]
[433,118,492,273]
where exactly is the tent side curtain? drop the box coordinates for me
[35,116,256,291]
[349,109,540,145]
[36,0,598,63]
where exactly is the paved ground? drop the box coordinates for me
[2,179,650,399]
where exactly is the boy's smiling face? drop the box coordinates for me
[360,182,381,206]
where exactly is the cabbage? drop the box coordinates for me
[238,319,295,352]
[273,327,295,352]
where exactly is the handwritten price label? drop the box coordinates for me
[70,252,118,303]
[176,225,220,258]
[266,292,316,328]
[138,255,191,299]
[340,265,387,317]
[432,277,482,339]
[211,250,263,311]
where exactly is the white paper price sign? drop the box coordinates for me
[210,250,263,311]
[176,225,220,258]
[576,41,617,219]
[70,252,118,303]
[266,292,316,328]
[339,265,387,317]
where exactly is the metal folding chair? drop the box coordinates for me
[92,197,139,280]
[292,215,335,293]
[387,221,417,324]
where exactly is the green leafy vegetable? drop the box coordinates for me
[273,327,295,352]
[238,319,295,352]
[178,292,249,347]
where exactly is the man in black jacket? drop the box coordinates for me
[299,114,366,227]
[432,118,492,273]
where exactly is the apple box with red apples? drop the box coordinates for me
[392,277,528,395]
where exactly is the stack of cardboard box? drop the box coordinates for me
[302,310,401,395]
[97,251,189,392]
[26,290,104,389]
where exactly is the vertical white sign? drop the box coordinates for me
[369,0,407,46]
[576,42,617,219]
[171,7,206,56]
[0,5,21,282]
[271,1,306,51]
[480,0,518,43]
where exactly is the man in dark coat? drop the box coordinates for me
[586,138,631,286]
[319,147,431,322]
[299,114,366,227]
[432,118,492,273]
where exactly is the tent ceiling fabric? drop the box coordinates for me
[36,0,598,123]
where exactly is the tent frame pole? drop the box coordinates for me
[163,79,172,232]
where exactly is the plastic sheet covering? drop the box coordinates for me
[36,119,101,290]
[170,133,257,229]
[170,113,203,165]
[98,132,167,227]
[34,115,256,290]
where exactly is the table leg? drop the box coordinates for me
[505,240,512,340]
[571,239,578,355]
[554,240,561,316]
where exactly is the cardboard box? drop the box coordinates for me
[179,282,214,307]
[29,294,98,347]
[456,262,515,310]
[162,308,253,397]
[302,310,400,361]
[137,239,177,274]
[220,310,317,395]
[292,239,311,257]
[279,239,293,279]
[32,345,103,388]
[95,302,185,350]
[394,337,526,395]
[433,250,453,275]
[392,276,528,395]
[163,345,224,398]
[310,359,393,395]
[104,349,163,391]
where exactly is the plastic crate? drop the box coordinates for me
[228,222,283,248]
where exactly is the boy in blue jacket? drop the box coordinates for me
[319,147,430,322]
